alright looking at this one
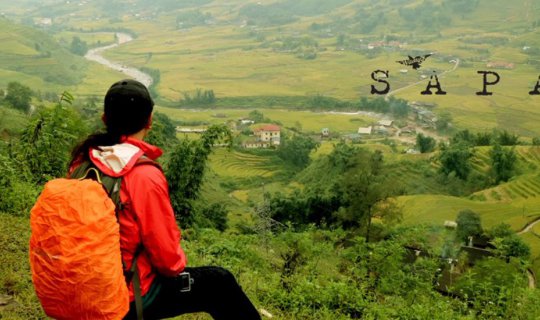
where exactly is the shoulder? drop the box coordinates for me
[124,162,168,191]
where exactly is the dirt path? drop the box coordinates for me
[517,217,540,235]
[84,33,153,87]
[527,269,536,289]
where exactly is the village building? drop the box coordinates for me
[321,128,330,138]
[176,127,207,134]
[34,18,52,27]
[486,61,515,69]
[400,125,416,136]
[254,124,281,145]
[243,124,281,149]
[378,120,393,127]
[357,126,372,135]
[239,119,255,125]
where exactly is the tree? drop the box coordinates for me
[494,235,531,260]
[455,209,483,243]
[5,82,33,112]
[248,110,265,123]
[277,133,319,168]
[166,125,232,227]
[70,36,88,56]
[416,133,436,153]
[490,143,516,183]
[338,150,401,240]
[146,112,178,150]
[15,96,88,183]
[496,129,520,146]
[438,142,473,180]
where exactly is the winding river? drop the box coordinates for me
[84,33,153,88]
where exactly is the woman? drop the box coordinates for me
[70,79,261,320]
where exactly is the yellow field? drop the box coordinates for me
[398,194,540,231]
[156,106,375,134]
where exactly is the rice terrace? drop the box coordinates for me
[1,0,540,319]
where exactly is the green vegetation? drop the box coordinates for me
[2,0,540,318]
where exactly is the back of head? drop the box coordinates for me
[70,79,154,166]
[104,79,154,137]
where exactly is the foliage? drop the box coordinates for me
[145,112,178,150]
[490,143,516,183]
[178,88,216,107]
[0,152,39,216]
[166,124,232,227]
[495,130,520,146]
[416,133,436,153]
[5,82,33,113]
[455,209,483,243]
[438,142,473,180]
[14,101,88,184]
[277,133,319,168]
[358,97,409,118]
[451,257,528,318]
[493,235,531,260]
[194,202,228,232]
[69,36,88,56]
[176,10,212,28]
[337,150,402,238]
[264,189,341,228]
[435,111,452,132]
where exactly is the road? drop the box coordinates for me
[84,33,153,88]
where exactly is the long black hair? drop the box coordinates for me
[70,79,154,166]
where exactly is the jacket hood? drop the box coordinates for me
[89,137,163,177]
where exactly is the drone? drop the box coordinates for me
[397,54,432,70]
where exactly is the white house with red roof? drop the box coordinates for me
[254,124,281,146]
[243,124,281,148]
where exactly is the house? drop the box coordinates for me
[176,127,206,133]
[34,18,52,27]
[444,221,458,229]
[486,61,515,69]
[378,120,393,127]
[240,119,255,125]
[357,126,372,135]
[400,126,416,135]
[321,128,330,137]
[243,141,271,149]
[253,124,281,146]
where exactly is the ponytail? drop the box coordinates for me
[69,131,122,167]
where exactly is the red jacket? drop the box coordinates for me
[86,137,187,301]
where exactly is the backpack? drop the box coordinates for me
[29,159,155,320]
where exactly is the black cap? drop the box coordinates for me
[105,79,154,108]
[103,79,154,135]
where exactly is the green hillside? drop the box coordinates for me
[0,18,86,88]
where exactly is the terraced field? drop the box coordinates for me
[471,147,540,201]
[209,148,281,178]
[399,194,540,231]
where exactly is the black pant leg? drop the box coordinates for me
[129,266,261,320]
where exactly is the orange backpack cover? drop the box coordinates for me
[29,178,129,320]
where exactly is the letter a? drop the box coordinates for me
[421,73,447,95]
[371,70,390,95]
[529,76,540,95]
[476,71,500,96]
